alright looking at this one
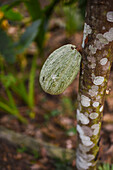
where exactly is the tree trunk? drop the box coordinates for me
[76,0,113,169]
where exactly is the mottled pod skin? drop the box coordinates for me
[39,44,81,95]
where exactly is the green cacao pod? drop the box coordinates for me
[39,44,81,95]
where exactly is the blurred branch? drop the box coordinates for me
[0,126,75,161]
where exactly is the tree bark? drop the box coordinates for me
[76,0,113,169]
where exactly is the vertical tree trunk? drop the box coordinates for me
[76,0,113,169]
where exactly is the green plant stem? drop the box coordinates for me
[0,101,27,123]
[28,55,37,109]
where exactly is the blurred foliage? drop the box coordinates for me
[44,109,61,121]
[54,156,73,170]
[62,0,78,6]
[4,55,36,108]
[54,157,113,170]
[0,0,86,121]
[0,0,61,62]
[63,4,83,34]
[66,127,76,136]
[0,28,15,63]
[78,0,87,19]
[98,163,113,170]
[0,72,27,123]
[0,0,86,62]
[15,20,41,54]
[0,55,37,121]
[1,4,23,21]
[61,96,74,116]
[17,146,39,159]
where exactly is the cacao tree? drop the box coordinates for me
[40,0,113,169]
[76,0,113,169]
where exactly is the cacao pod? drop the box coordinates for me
[39,44,81,95]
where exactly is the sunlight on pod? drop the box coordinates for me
[39,44,81,95]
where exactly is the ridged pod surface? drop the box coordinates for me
[39,44,81,95]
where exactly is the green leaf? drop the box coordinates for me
[4,0,28,10]
[1,4,23,21]
[11,81,28,105]
[0,29,15,63]
[0,73,16,88]
[36,0,61,50]
[112,165,113,170]
[0,101,27,123]
[24,0,42,21]
[0,101,17,115]
[15,20,41,53]
[35,18,48,50]
[6,89,17,109]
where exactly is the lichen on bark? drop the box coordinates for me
[76,0,113,169]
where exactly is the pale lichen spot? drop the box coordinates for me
[79,143,94,153]
[103,27,113,42]
[80,134,93,146]
[81,95,91,107]
[77,109,89,125]
[89,112,98,119]
[89,27,113,55]
[85,154,95,162]
[91,124,100,135]
[77,124,93,137]
[91,73,95,79]
[77,109,80,116]
[102,61,110,71]
[93,102,99,108]
[107,11,113,22]
[77,149,95,162]
[89,85,99,97]
[87,56,96,63]
[102,26,105,30]
[101,91,104,95]
[92,85,99,91]
[89,45,97,54]
[82,23,92,48]
[96,95,101,101]
[100,105,103,112]
[93,76,104,85]
[100,58,108,65]
[76,156,92,170]
[89,63,96,69]
[82,126,93,137]
[77,124,84,135]
[96,34,109,45]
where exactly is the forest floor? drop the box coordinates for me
[1,12,113,170]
